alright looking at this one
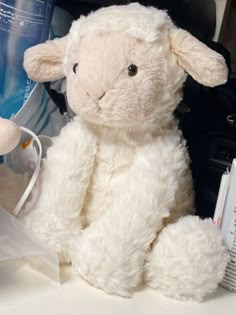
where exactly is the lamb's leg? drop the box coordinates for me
[19,119,97,264]
[71,142,185,296]
[144,216,229,302]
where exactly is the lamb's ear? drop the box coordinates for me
[169,29,228,87]
[23,36,67,82]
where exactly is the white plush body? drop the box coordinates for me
[17,117,227,301]
[2,3,229,301]
[19,115,193,295]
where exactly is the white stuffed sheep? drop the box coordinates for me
[18,3,229,301]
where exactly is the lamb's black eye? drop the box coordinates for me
[128,64,138,76]
[73,63,78,74]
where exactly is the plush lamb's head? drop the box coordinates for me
[24,3,228,129]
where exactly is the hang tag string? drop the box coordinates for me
[13,127,42,216]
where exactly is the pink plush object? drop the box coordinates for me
[0,117,21,155]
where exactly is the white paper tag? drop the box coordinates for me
[214,159,236,293]
[213,172,230,229]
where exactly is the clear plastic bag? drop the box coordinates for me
[0,3,73,283]
[0,207,60,283]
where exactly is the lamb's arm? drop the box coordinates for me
[19,118,97,261]
[72,133,190,296]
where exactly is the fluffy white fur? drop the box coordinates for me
[0,3,229,301]
[67,3,172,45]
[145,216,229,302]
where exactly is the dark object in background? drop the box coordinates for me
[179,41,236,218]
[55,0,216,39]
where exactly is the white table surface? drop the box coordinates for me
[0,264,236,315]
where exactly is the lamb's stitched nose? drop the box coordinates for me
[98,92,106,100]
